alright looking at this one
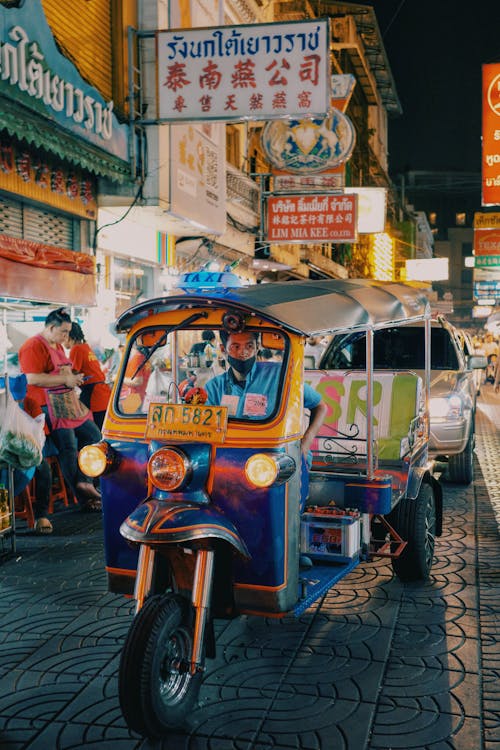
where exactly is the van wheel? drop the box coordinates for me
[447,430,474,484]
[389,483,436,582]
[119,594,202,738]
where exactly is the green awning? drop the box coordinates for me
[0,97,132,184]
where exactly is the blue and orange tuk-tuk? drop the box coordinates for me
[79,276,442,738]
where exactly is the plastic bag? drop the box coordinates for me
[0,396,46,470]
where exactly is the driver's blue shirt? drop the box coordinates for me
[205,361,321,419]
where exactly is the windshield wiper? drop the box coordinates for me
[130,311,208,379]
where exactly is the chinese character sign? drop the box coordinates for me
[266,194,357,243]
[157,20,330,122]
[482,63,500,207]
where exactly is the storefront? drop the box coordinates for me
[0,1,131,309]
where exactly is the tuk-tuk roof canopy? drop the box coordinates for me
[116,279,431,337]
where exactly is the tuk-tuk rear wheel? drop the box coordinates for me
[389,483,436,582]
[118,593,202,738]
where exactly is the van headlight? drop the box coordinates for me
[429,395,463,421]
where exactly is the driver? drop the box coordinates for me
[205,330,327,497]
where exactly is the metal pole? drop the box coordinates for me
[366,328,374,479]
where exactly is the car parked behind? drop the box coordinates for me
[316,316,487,484]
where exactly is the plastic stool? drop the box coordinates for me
[46,455,77,512]
[15,485,35,529]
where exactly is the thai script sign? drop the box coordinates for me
[474,211,500,229]
[0,3,129,162]
[266,193,357,243]
[482,63,500,207]
[157,19,330,122]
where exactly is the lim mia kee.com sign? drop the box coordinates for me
[266,193,357,243]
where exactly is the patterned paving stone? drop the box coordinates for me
[0,391,498,749]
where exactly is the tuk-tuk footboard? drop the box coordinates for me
[294,558,360,617]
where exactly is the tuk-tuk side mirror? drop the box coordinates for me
[261,331,285,350]
[138,330,165,347]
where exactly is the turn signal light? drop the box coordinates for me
[148,447,191,491]
[78,442,116,478]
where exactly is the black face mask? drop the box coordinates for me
[228,355,255,376]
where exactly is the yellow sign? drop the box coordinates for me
[474,212,500,229]
[145,403,228,444]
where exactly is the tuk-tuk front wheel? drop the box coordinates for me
[389,483,436,582]
[118,593,202,738]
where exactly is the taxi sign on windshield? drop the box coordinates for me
[145,402,228,444]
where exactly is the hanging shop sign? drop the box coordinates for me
[474,228,500,267]
[0,3,129,162]
[157,19,330,122]
[0,137,97,219]
[474,211,500,229]
[482,63,500,207]
[272,171,345,192]
[262,109,355,174]
[170,122,226,234]
[331,74,356,111]
[266,193,357,243]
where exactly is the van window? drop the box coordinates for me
[322,326,459,371]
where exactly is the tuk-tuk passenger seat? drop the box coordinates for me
[307,371,423,467]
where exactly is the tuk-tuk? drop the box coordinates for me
[79,275,442,738]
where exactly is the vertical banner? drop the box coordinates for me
[482,63,500,207]
[157,232,176,266]
[169,0,226,235]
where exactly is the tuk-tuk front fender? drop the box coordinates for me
[120,499,250,558]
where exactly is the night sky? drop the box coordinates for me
[363,0,500,175]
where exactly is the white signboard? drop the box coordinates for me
[157,19,331,122]
[170,122,226,234]
[406,258,449,282]
[344,187,387,234]
[168,0,226,234]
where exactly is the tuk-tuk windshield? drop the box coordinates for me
[116,326,287,421]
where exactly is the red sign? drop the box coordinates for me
[474,227,500,261]
[266,194,357,243]
[482,63,500,207]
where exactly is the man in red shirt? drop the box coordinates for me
[18,308,102,512]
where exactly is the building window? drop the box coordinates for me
[429,212,437,225]
[462,242,473,257]
[461,269,473,284]
[456,212,466,226]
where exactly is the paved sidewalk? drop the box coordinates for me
[0,388,498,750]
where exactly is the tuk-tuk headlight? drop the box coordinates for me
[245,453,296,488]
[78,442,117,478]
[148,447,191,491]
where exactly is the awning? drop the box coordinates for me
[0,97,131,184]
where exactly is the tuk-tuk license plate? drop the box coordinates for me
[145,403,228,444]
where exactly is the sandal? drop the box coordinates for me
[35,518,53,535]
[82,497,102,513]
